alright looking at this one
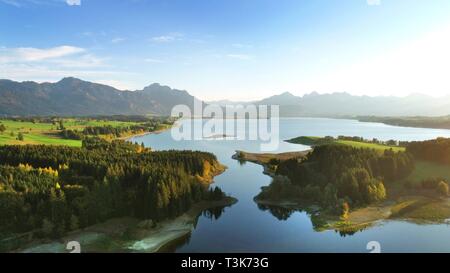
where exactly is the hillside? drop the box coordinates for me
[0,78,201,116]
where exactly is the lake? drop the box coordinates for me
[130,118,450,253]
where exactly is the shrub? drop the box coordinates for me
[17,132,24,141]
[437,181,449,197]
[338,199,350,220]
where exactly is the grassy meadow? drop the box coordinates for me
[405,160,450,186]
[287,136,406,152]
[336,139,405,152]
[0,118,158,147]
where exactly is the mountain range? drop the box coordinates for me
[251,91,450,117]
[209,91,450,117]
[0,77,200,116]
[1,77,450,117]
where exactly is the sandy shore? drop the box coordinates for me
[233,150,310,164]
[118,127,171,141]
[232,150,310,177]
[17,197,237,253]
[126,197,237,252]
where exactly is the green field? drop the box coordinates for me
[405,160,450,186]
[337,140,405,152]
[287,136,405,152]
[389,196,450,221]
[0,118,164,147]
[0,119,81,146]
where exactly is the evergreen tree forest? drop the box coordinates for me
[407,138,450,164]
[258,145,415,214]
[0,138,225,238]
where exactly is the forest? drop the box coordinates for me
[257,145,415,216]
[0,138,225,241]
[407,138,450,164]
[61,118,173,140]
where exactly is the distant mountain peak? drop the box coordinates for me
[258,91,302,105]
[143,83,170,92]
[143,83,191,97]
[58,77,83,83]
[303,91,320,98]
[145,82,163,88]
[279,91,295,96]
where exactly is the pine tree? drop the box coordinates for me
[70,214,79,231]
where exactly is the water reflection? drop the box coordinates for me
[202,206,227,221]
[158,232,193,253]
[257,204,295,221]
[159,205,230,252]
[257,203,370,237]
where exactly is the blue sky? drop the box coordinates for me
[1,0,450,100]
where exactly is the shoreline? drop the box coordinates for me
[254,195,389,233]
[232,150,310,177]
[12,126,231,253]
[127,197,238,253]
[234,149,450,234]
[119,126,172,142]
[232,149,380,233]
[16,197,238,253]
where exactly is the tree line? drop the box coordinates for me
[407,138,450,164]
[60,119,173,140]
[258,145,415,217]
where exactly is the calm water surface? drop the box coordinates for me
[131,118,450,253]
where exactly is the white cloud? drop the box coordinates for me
[66,0,81,6]
[151,36,175,43]
[0,61,139,90]
[0,36,148,91]
[0,45,85,62]
[227,54,252,60]
[0,45,122,86]
[0,0,21,7]
[111,37,125,44]
[49,54,106,68]
[150,33,183,43]
[18,46,84,61]
[1,0,82,7]
[0,63,121,80]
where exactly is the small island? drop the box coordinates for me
[234,136,450,235]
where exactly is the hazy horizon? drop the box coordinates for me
[2,0,450,101]
[4,76,450,103]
